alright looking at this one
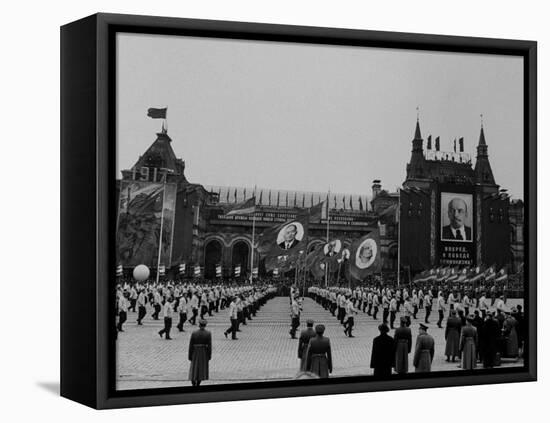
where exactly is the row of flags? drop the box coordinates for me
[412,265,509,284]
[218,188,369,211]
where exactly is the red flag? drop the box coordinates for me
[224,197,256,216]
[147,107,167,119]
[349,230,381,280]
[258,215,308,270]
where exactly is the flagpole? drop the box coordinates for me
[156,172,168,285]
[325,189,330,288]
[397,191,401,287]
[249,186,257,283]
[302,210,309,297]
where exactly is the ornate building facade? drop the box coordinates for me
[116,118,523,280]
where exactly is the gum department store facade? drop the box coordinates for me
[116,119,524,280]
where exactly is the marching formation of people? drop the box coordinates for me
[305,282,524,376]
[116,276,524,383]
[115,279,277,386]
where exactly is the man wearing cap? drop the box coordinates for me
[158,296,174,340]
[478,292,489,319]
[223,297,238,340]
[188,292,199,325]
[289,296,301,339]
[117,291,129,332]
[372,291,380,320]
[389,295,398,329]
[413,323,435,372]
[424,290,433,324]
[188,319,212,387]
[298,319,316,371]
[382,292,390,325]
[344,296,358,337]
[176,293,188,332]
[136,288,147,325]
[403,295,414,327]
[436,291,446,328]
[306,325,333,378]
[370,324,395,377]
[394,317,412,374]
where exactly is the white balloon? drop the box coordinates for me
[133,264,150,281]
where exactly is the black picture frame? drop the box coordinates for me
[60,12,537,409]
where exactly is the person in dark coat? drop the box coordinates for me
[394,317,412,374]
[511,306,525,355]
[188,319,212,386]
[306,325,332,378]
[471,310,484,362]
[298,319,316,371]
[370,324,395,377]
[502,312,519,358]
[413,323,435,372]
[480,313,500,368]
[459,315,478,370]
[445,310,462,362]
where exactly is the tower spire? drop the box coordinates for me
[478,115,487,146]
[414,106,422,140]
[474,118,495,185]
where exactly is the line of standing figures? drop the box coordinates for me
[294,286,523,379]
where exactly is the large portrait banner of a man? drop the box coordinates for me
[439,191,475,267]
[440,192,473,242]
[276,222,305,250]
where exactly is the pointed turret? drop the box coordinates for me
[406,115,426,181]
[414,118,422,140]
[123,129,187,181]
[474,122,495,185]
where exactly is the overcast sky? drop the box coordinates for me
[116,33,524,199]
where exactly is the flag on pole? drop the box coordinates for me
[252,267,258,277]
[258,215,309,271]
[116,264,123,277]
[147,107,167,119]
[194,265,201,277]
[305,245,326,280]
[158,265,166,276]
[224,197,256,216]
[216,264,222,277]
[349,230,381,280]
[304,200,327,223]
[484,266,496,281]
[179,263,186,274]
[495,267,508,282]
[456,267,469,283]
[234,265,241,277]
[446,267,459,282]
[257,215,308,255]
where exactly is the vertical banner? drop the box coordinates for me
[439,190,476,266]
[116,181,177,267]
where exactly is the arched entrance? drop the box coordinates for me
[204,240,223,279]
[231,241,249,277]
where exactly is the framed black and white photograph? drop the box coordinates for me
[60,13,537,409]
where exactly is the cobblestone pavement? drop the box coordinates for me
[116,296,523,390]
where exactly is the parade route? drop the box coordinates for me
[116,296,523,390]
